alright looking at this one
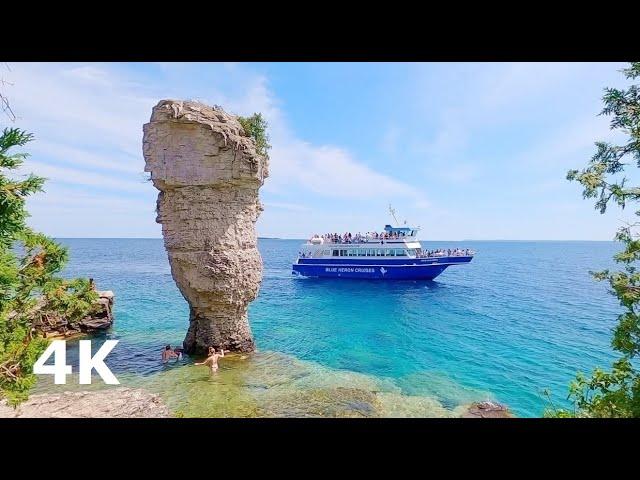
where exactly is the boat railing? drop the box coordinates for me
[417,250,475,258]
[307,236,417,245]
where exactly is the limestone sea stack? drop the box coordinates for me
[143,100,269,354]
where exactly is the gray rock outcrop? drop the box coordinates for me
[0,387,170,418]
[33,290,115,338]
[460,401,513,418]
[143,100,269,354]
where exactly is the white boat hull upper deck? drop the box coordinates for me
[292,225,474,280]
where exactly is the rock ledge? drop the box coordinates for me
[461,401,514,418]
[0,387,170,418]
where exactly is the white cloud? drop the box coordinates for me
[209,74,429,206]
[63,66,113,87]
[21,161,150,194]
[30,140,142,174]
[7,63,154,157]
[25,184,159,238]
[514,112,625,176]
[4,63,430,237]
[478,62,583,111]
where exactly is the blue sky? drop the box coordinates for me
[2,62,633,239]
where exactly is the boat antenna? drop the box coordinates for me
[389,204,400,225]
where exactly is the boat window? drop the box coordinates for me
[366,249,372,257]
[341,250,347,256]
[385,249,392,256]
[332,250,339,257]
[376,249,383,257]
[407,249,416,256]
[395,249,406,256]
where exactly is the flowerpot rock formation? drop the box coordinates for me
[143,100,269,354]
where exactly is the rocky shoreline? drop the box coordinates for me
[0,387,171,418]
[0,386,512,418]
[35,290,115,338]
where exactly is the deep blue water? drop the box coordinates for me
[55,238,621,417]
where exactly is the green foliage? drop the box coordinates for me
[549,62,640,417]
[0,129,45,249]
[0,127,97,406]
[238,113,271,158]
[41,278,99,325]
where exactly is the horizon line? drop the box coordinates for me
[52,237,618,242]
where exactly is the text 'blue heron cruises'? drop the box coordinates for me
[292,208,475,280]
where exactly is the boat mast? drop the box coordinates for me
[389,204,400,226]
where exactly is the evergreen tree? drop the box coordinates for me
[548,62,640,417]
[0,127,98,406]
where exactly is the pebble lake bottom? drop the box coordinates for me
[33,238,622,418]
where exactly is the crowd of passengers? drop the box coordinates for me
[299,247,473,258]
[315,231,409,244]
[421,248,473,257]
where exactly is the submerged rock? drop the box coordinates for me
[143,100,269,354]
[264,386,382,418]
[460,401,514,418]
[0,387,170,418]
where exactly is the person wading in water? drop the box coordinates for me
[195,346,225,373]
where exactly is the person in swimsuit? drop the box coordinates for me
[195,346,225,373]
[162,345,180,363]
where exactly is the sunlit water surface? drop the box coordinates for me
[34,239,621,418]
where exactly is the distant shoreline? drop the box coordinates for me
[54,237,618,242]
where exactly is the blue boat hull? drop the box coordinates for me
[292,256,472,280]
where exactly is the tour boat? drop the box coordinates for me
[292,224,474,280]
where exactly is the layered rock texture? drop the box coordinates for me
[143,100,269,354]
[0,388,170,418]
[460,401,513,418]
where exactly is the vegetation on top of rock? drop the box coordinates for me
[238,113,271,158]
[546,62,640,417]
[0,127,98,406]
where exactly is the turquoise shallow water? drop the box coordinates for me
[49,238,621,417]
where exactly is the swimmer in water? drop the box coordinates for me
[195,346,225,373]
[162,345,180,364]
